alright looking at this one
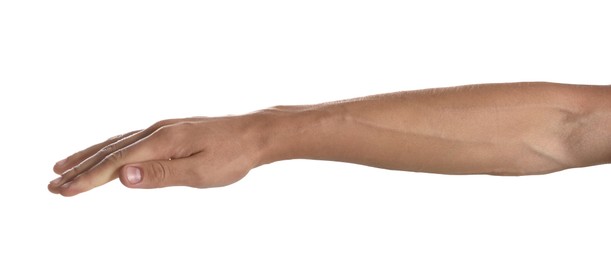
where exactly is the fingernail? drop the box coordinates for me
[55,159,67,167]
[126,166,142,184]
[60,182,71,189]
[50,177,62,185]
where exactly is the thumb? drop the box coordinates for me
[120,159,186,189]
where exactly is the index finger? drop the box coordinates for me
[52,130,140,174]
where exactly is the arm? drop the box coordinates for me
[261,82,611,175]
[49,82,611,196]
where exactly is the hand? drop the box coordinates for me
[49,115,265,196]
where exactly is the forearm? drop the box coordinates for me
[256,82,611,175]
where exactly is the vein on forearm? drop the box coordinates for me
[330,93,577,175]
[264,82,608,176]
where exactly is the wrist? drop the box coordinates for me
[250,104,339,167]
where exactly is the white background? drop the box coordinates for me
[1,0,610,259]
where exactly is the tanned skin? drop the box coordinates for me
[49,82,611,197]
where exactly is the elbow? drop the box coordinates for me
[554,84,611,169]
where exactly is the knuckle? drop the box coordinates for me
[100,143,117,154]
[152,125,176,142]
[70,163,83,174]
[152,119,177,130]
[171,122,195,139]
[150,161,170,183]
[106,134,124,143]
[151,123,195,156]
[61,167,79,181]
[104,149,125,164]
[177,122,196,135]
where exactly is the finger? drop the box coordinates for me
[118,157,199,189]
[51,119,183,185]
[53,130,140,174]
[50,137,165,196]
[52,118,186,175]
[54,130,150,183]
